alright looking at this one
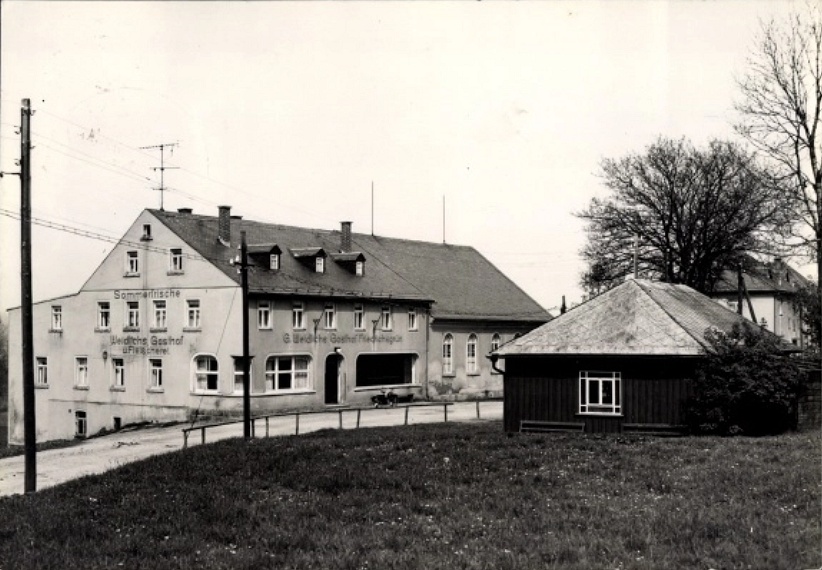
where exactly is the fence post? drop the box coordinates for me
[201,427,206,445]
[405,406,410,426]
[356,409,361,429]
[476,401,480,419]
[183,430,189,449]
[296,413,300,435]
[265,416,270,438]
[338,410,343,430]
[444,404,449,423]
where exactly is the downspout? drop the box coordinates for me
[488,353,505,375]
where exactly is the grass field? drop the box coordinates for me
[0,422,819,569]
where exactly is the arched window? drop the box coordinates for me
[442,334,454,375]
[491,333,501,353]
[466,334,478,374]
[193,354,219,393]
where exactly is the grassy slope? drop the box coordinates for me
[0,422,819,570]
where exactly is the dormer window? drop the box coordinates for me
[289,247,326,273]
[141,224,152,241]
[356,260,364,276]
[330,251,366,275]
[270,254,280,271]
[315,257,325,273]
[248,244,282,271]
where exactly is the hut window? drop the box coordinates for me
[579,371,622,416]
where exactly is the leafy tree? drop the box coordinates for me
[792,282,821,347]
[735,9,822,316]
[578,137,788,295]
[684,323,802,436]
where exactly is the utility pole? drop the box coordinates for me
[21,99,36,493]
[140,142,178,210]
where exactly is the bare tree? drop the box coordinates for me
[735,8,822,294]
[579,138,788,296]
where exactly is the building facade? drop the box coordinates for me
[8,206,550,443]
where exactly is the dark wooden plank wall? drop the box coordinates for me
[503,355,697,433]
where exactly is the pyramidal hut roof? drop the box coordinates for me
[496,279,760,357]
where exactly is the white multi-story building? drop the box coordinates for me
[7,206,550,443]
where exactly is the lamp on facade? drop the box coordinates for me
[313,317,321,337]
[102,350,108,362]
[371,318,381,338]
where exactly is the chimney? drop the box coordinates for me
[218,205,231,245]
[340,221,352,252]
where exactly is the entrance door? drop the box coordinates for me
[324,354,341,405]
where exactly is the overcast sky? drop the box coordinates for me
[0,1,807,317]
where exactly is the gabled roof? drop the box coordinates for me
[712,258,809,296]
[290,247,326,259]
[497,279,767,357]
[247,243,281,255]
[150,209,551,322]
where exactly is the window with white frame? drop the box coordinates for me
[112,358,125,388]
[466,334,478,374]
[169,248,184,272]
[149,359,163,389]
[97,301,111,330]
[353,304,365,330]
[408,308,418,331]
[141,223,152,240]
[233,357,249,394]
[194,355,219,392]
[126,250,139,275]
[153,300,167,329]
[258,300,272,329]
[579,371,622,416]
[51,305,62,331]
[36,357,48,386]
[75,357,89,388]
[315,257,325,273]
[292,302,305,330]
[323,303,336,330]
[270,253,280,271]
[265,355,311,392]
[355,260,364,276]
[442,334,454,375]
[186,299,201,329]
[380,306,392,331]
[126,301,140,329]
[491,333,501,353]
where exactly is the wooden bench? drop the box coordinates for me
[520,420,585,433]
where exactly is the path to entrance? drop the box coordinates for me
[0,401,502,497]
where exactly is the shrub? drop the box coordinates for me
[684,323,802,436]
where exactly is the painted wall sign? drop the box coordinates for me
[113,288,182,300]
[110,334,185,355]
[283,332,404,345]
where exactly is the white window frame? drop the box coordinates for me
[355,260,364,276]
[169,248,184,272]
[149,359,164,390]
[126,301,140,329]
[442,334,454,375]
[323,303,336,330]
[353,304,365,331]
[270,254,280,271]
[315,256,325,273]
[36,357,48,386]
[408,308,418,331]
[292,302,305,330]
[153,299,167,329]
[186,299,201,329]
[264,355,311,392]
[97,301,111,330]
[126,250,139,275]
[380,306,392,331]
[142,223,152,240]
[466,333,478,375]
[258,300,272,330]
[193,354,219,393]
[579,371,622,416]
[75,356,89,388]
[51,305,63,331]
[112,357,125,389]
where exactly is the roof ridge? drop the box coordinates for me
[634,280,707,349]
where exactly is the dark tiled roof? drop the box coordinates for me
[712,258,809,295]
[497,279,771,357]
[151,209,551,322]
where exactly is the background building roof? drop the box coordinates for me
[152,208,551,323]
[496,279,765,357]
[712,258,810,296]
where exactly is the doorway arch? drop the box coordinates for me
[324,352,343,405]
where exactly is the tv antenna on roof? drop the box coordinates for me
[140,142,179,211]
